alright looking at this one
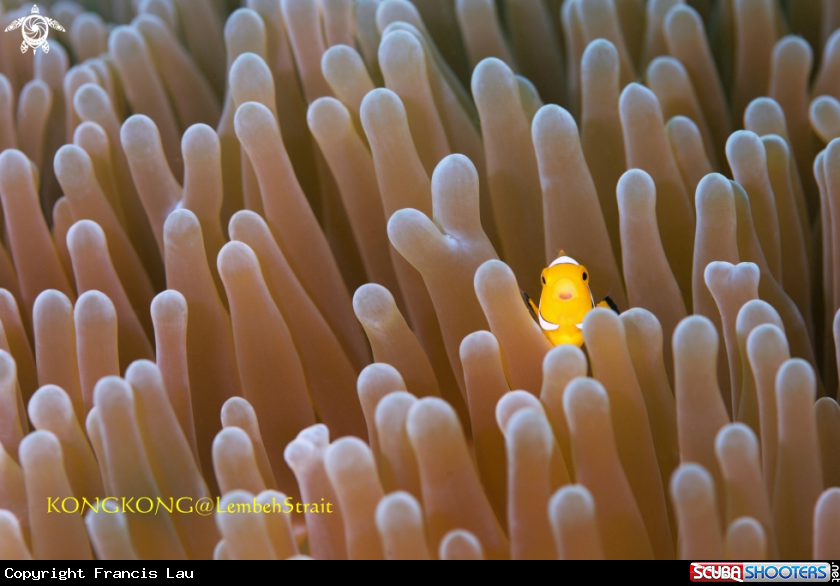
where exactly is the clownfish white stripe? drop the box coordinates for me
[538,312,560,331]
[549,256,579,267]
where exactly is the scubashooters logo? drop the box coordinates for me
[691,562,834,582]
[4,5,64,54]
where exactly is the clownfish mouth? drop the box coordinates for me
[557,279,576,301]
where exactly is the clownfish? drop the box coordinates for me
[522,252,619,347]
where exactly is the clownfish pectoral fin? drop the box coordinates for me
[521,289,539,322]
[597,296,620,315]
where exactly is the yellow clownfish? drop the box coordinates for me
[523,252,619,347]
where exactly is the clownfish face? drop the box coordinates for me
[537,255,594,346]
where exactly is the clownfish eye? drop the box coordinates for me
[582,272,588,281]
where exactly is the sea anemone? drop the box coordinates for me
[0,0,837,561]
